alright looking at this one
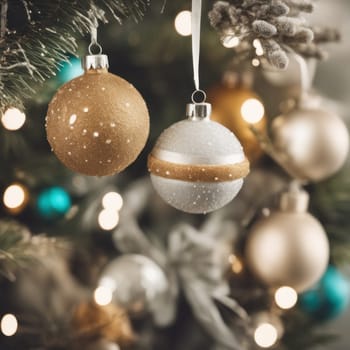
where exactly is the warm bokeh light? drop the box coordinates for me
[275,286,298,309]
[254,322,278,348]
[241,98,265,124]
[1,314,18,336]
[3,184,27,210]
[253,39,264,56]
[228,254,243,274]
[94,286,113,306]
[252,58,260,67]
[174,11,191,36]
[98,209,119,230]
[1,108,26,131]
[102,192,123,211]
[222,35,240,48]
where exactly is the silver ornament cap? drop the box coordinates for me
[279,188,309,213]
[186,102,212,121]
[82,54,109,70]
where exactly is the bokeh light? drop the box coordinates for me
[1,108,26,131]
[174,11,191,36]
[241,98,265,124]
[275,286,298,310]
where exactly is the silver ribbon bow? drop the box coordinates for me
[113,179,248,350]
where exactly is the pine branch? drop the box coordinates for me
[0,0,149,113]
[209,0,340,69]
[0,220,64,281]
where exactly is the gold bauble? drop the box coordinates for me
[71,302,134,344]
[245,189,329,292]
[46,65,149,176]
[271,105,349,182]
[208,84,266,162]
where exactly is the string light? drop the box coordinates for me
[102,192,123,211]
[274,286,298,310]
[1,314,18,336]
[222,35,240,48]
[253,39,264,56]
[228,254,243,274]
[1,108,26,131]
[3,184,28,212]
[98,209,119,230]
[174,10,192,36]
[241,98,265,124]
[254,322,278,348]
[94,286,113,306]
[252,58,260,67]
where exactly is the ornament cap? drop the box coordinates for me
[82,54,109,70]
[186,102,212,121]
[279,188,309,212]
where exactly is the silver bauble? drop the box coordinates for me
[98,254,169,315]
[271,105,349,182]
[245,189,329,292]
[148,103,249,214]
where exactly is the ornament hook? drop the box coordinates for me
[191,89,206,104]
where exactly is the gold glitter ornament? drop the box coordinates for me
[46,54,149,176]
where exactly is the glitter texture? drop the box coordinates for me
[46,68,149,176]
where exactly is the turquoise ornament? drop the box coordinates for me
[37,186,72,219]
[299,266,350,320]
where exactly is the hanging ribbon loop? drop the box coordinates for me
[192,0,202,93]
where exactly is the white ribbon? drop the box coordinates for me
[192,0,202,91]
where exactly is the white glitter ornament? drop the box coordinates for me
[148,102,249,214]
[98,254,169,315]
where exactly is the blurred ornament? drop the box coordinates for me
[208,80,266,162]
[57,56,84,84]
[1,107,26,131]
[252,312,283,348]
[72,302,134,344]
[271,100,349,182]
[3,183,29,214]
[46,52,149,176]
[245,187,329,292]
[148,102,249,214]
[37,186,71,219]
[299,266,350,320]
[97,254,169,316]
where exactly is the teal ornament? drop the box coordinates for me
[37,187,72,219]
[58,56,83,84]
[299,266,350,320]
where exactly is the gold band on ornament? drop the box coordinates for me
[148,154,250,182]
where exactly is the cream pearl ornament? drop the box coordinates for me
[148,102,250,214]
[46,54,149,176]
[271,103,349,182]
[245,188,329,292]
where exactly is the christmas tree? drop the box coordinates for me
[0,1,350,350]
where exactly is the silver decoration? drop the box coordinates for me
[112,184,249,349]
[82,54,109,70]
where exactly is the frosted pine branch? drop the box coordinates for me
[0,0,149,114]
[209,0,339,69]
